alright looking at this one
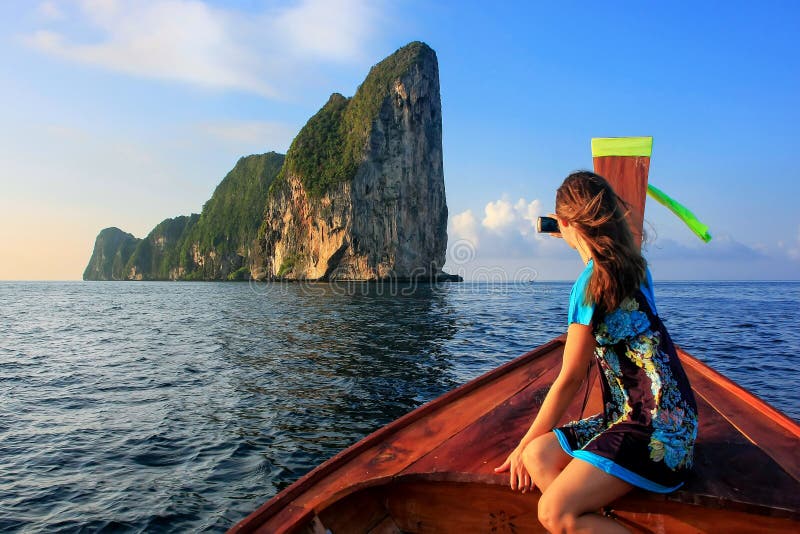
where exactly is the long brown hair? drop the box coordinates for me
[556,171,646,313]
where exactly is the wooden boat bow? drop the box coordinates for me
[228,337,800,533]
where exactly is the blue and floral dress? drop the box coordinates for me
[552,259,699,492]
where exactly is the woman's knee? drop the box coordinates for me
[538,490,576,533]
[520,436,547,473]
[521,433,561,474]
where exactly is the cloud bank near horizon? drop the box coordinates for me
[446,197,800,281]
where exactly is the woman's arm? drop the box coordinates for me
[515,322,596,448]
[494,322,596,489]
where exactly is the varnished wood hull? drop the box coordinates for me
[229,337,800,533]
[315,479,798,533]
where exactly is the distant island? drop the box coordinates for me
[84,41,461,283]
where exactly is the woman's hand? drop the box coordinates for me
[493,445,534,493]
[547,212,563,239]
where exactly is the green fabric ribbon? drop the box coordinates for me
[647,184,712,243]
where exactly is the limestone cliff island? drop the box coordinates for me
[83,42,461,283]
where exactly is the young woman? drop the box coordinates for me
[494,171,698,533]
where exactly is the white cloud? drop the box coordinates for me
[448,195,571,262]
[275,0,379,62]
[445,197,575,281]
[482,198,516,232]
[450,209,480,248]
[481,195,543,236]
[514,197,542,236]
[22,0,382,98]
[37,1,64,20]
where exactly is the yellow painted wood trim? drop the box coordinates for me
[591,136,653,157]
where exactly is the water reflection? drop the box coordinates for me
[211,281,461,498]
[299,282,459,415]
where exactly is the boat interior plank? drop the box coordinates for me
[611,493,800,533]
[400,353,564,477]
[680,349,800,481]
[317,488,391,533]
[677,386,800,515]
[365,516,403,534]
[383,480,544,533]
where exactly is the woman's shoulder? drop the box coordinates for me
[569,259,595,307]
[571,259,594,291]
[640,265,658,316]
[568,260,595,326]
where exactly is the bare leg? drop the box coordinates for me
[538,458,634,533]
[520,432,572,492]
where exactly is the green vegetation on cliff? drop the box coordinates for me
[124,214,198,280]
[273,41,433,199]
[275,94,350,199]
[182,152,285,266]
[277,252,302,277]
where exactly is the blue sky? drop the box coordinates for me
[1,0,798,280]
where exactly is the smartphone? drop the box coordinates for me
[537,216,559,233]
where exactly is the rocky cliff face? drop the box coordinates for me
[251,41,452,281]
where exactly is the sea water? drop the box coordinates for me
[1,280,798,532]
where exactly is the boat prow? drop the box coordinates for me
[228,336,800,533]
